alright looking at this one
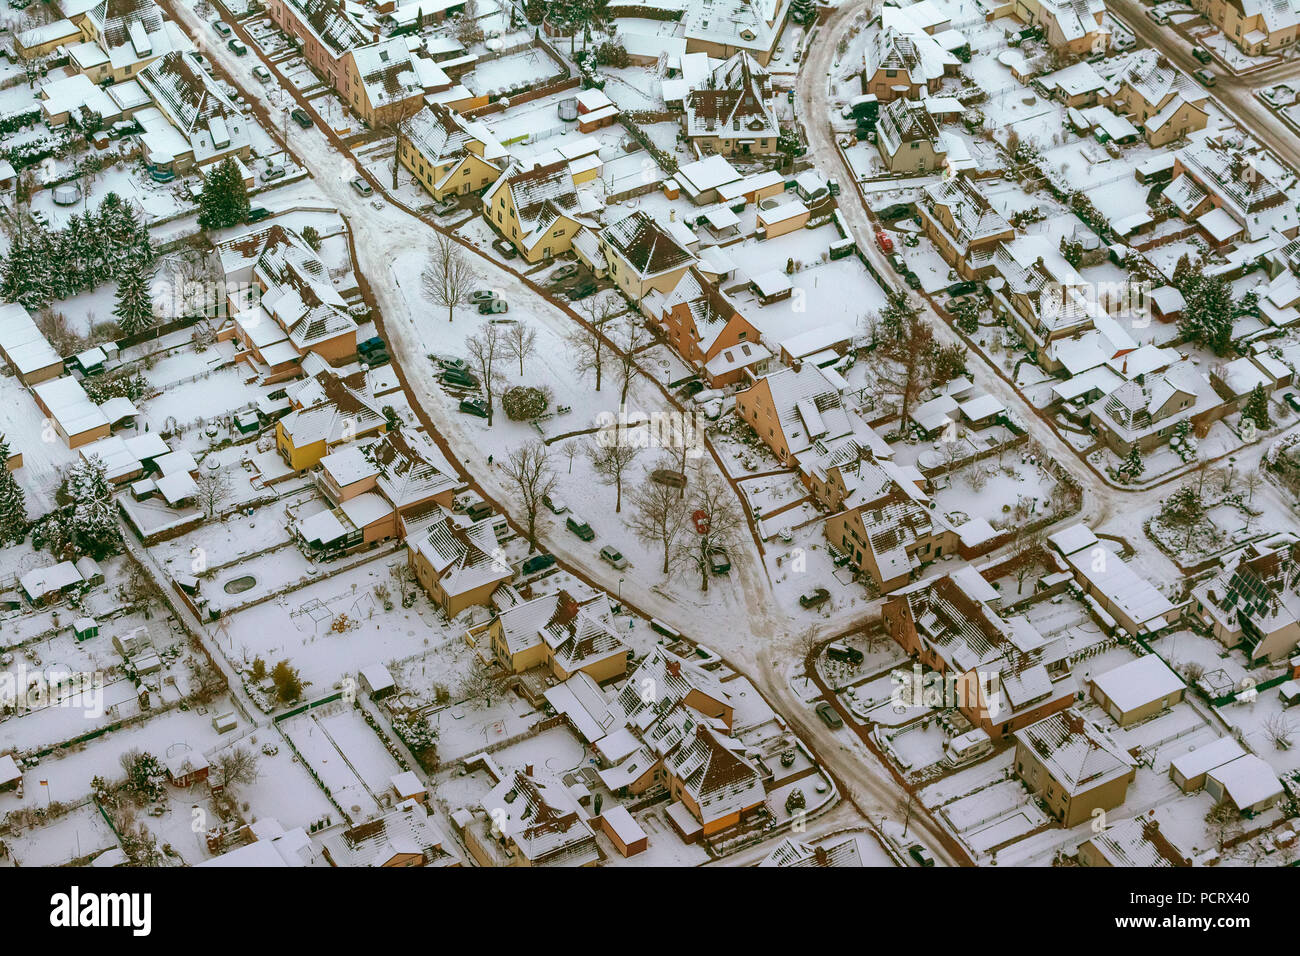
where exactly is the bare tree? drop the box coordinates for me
[500,440,556,552]
[215,747,259,794]
[1010,529,1045,595]
[572,294,618,392]
[1242,470,1263,504]
[676,460,744,592]
[1265,712,1296,750]
[421,233,474,323]
[465,323,504,426]
[389,113,415,189]
[195,467,233,518]
[504,322,537,377]
[560,438,580,474]
[870,293,944,437]
[586,432,641,513]
[616,320,648,405]
[625,467,689,573]
[459,658,509,709]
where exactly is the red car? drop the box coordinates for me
[876,230,894,253]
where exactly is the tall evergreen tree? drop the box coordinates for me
[0,434,27,546]
[197,158,251,230]
[1242,384,1273,432]
[65,457,121,559]
[114,267,156,337]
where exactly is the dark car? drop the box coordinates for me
[903,271,922,290]
[799,587,830,609]
[908,844,936,867]
[946,280,978,296]
[1285,392,1300,413]
[465,500,493,522]
[889,253,908,274]
[459,398,489,418]
[362,350,389,366]
[566,281,597,301]
[521,553,556,575]
[815,701,843,729]
[878,202,914,221]
[491,237,518,259]
[708,547,731,574]
[1193,47,1213,64]
[441,368,480,389]
[566,515,595,541]
[650,468,687,488]
[358,336,385,355]
[246,207,271,223]
[290,108,313,128]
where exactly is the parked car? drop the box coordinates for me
[253,65,273,82]
[491,237,517,259]
[1193,47,1213,64]
[1194,69,1216,87]
[946,280,978,296]
[189,52,212,71]
[1285,392,1300,413]
[211,19,233,36]
[459,398,489,418]
[889,253,908,274]
[566,515,595,541]
[469,290,498,305]
[431,197,460,216]
[875,230,894,253]
[520,553,556,575]
[246,207,271,223]
[438,356,468,373]
[260,164,286,182]
[551,263,579,282]
[542,493,569,514]
[878,203,913,221]
[464,500,493,522]
[799,587,831,609]
[358,336,385,354]
[1146,8,1169,24]
[708,547,731,574]
[650,468,687,488]
[290,108,313,128]
[815,701,843,729]
[441,368,480,389]
[478,298,508,314]
[566,281,597,301]
[599,545,629,570]
[903,271,922,290]
[908,844,936,867]
[227,38,248,55]
[350,177,372,196]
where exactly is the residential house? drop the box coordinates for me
[1189,0,1300,56]
[136,51,252,172]
[1105,50,1208,148]
[682,0,792,65]
[645,268,768,387]
[275,360,387,470]
[1192,537,1300,662]
[489,590,631,683]
[683,51,780,157]
[663,723,766,841]
[1089,654,1186,726]
[406,509,512,616]
[875,96,947,174]
[320,800,457,866]
[399,103,505,200]
[482,159,594,262]
[917,175,1015,281]
[600,210,696,311]
[1013,709,1137,827]
[882,567,1076,736]
[1014,0,1110,55]
[473,770,601,866]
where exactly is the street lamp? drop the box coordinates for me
[618,577,625,602]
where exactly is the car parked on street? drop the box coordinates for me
[908,844,936,867]
[815,701,843,729]
[350,177,372,196]
[291,108,313,128]
[441,368,479,389]
[459,398,489,418]
[1193,47,1213,64]
[521,553,556,575]
[1194,69,1216,86]
[253,65,273,82]
[227,38,247,55]
[491,237,517,259]
[543,493,569,514]
[599,545,629,570]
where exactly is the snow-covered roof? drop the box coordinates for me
[1091,654,1184,713]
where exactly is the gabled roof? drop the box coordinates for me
[662,724,764,825]
[1015,709,1135,794]
[601,211,695,279]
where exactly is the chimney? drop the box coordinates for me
[814,845,830,866]
[666,659,681,678]
[525,764,534,777]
